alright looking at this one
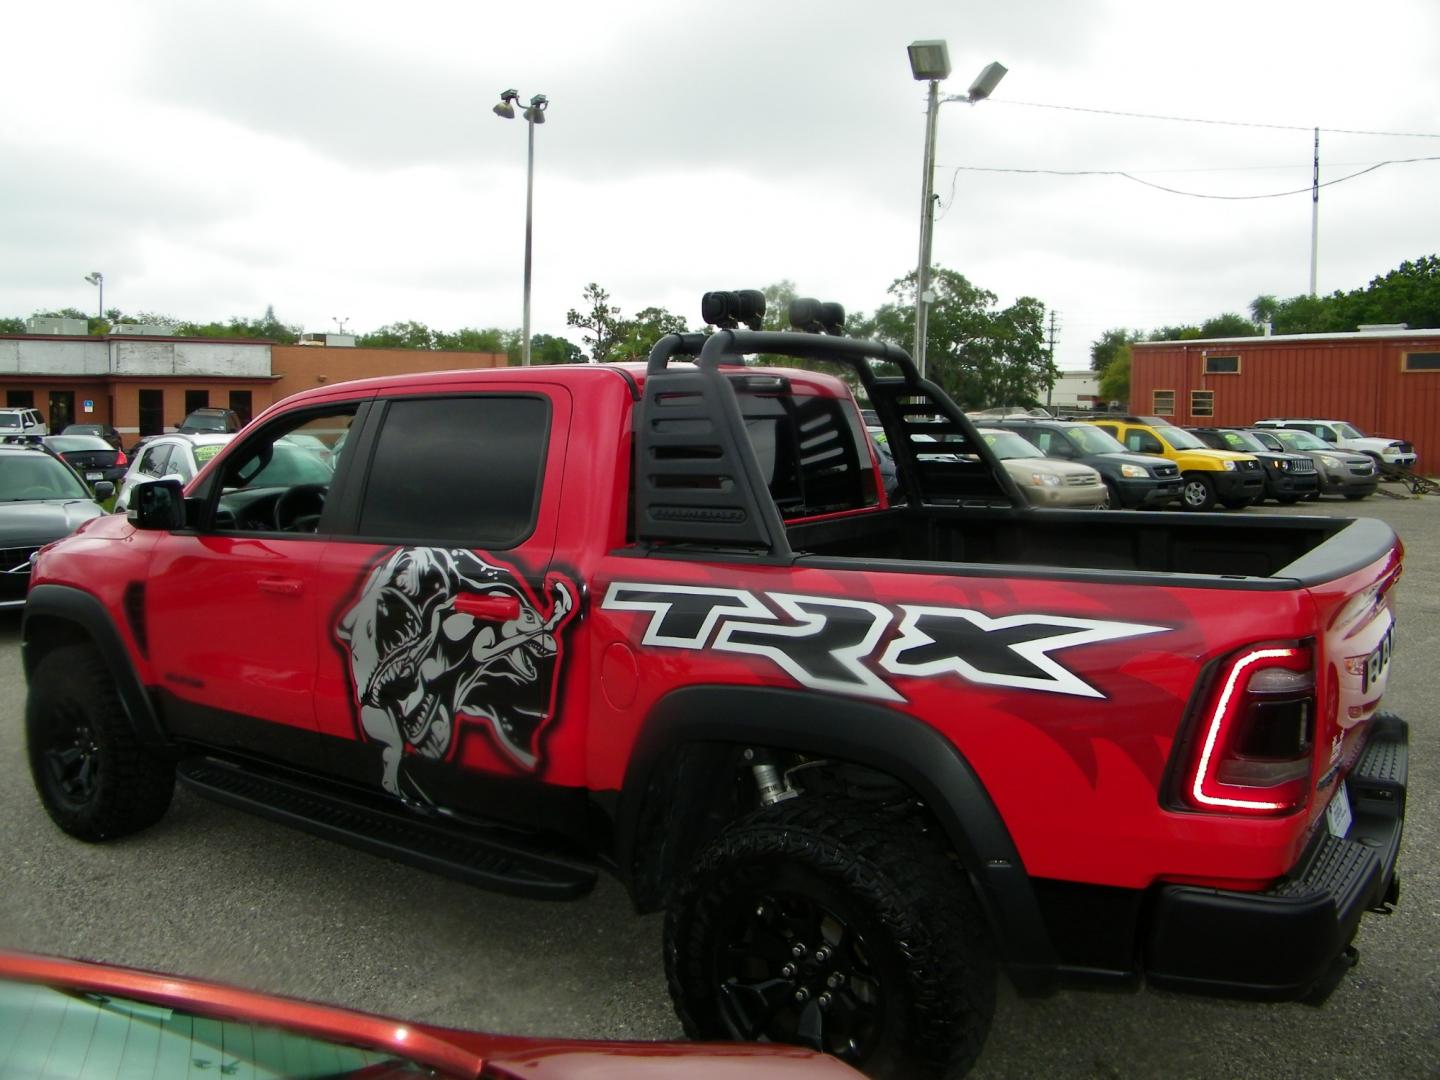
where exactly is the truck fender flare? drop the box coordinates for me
[22,583,169,750]
[617,684,1059,993]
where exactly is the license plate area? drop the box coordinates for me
[85,471,103,480]
[1326,779,1352,838]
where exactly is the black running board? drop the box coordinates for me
[177,759,597,900]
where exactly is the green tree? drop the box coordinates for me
[611,306,689,361]
[357,320,434,349]
[565,283,625,363]
[0,317,23,333]
[1198,313,1260,338]
[871,268,1051,409]
[1249,294,1279,326]
[530,333,584,365]
[432,327,511,352]
[1089,328,1139,374]
[1098,346,1131,406]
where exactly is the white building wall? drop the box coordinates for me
[1046,370,1101,409]
[0,337,273,377]
[0,338,109,375]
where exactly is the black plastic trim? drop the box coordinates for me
[1144,713,1407,1001]
[22,583,169,749]
[616,684,1060,995]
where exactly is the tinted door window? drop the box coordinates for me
[357,396,548,547]
[139,443,173,477]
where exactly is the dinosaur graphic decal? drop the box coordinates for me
[337,547,575,797]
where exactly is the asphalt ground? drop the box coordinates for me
[1,490,1436,1079]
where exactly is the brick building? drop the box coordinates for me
[0,332,506,441]
[1129,329,1440,470]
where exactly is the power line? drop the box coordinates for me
[938,155,1440,202]
[992,99,1440,139]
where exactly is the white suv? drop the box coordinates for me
[0,407,48,441]
[1252,418,1417,469]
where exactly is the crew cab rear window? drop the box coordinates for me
[739,392,876,518]
[357,395,548,548]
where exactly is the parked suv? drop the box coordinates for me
[1186,427,1319,504]
[1247,427,1379,500]
[0,407,47,441]
[178,407,241,434]
[1083,415,1264,511]
[113,434,234,513]
[1252,419,1416,470]
[993,418,1183,509]
[975,428,1108,507]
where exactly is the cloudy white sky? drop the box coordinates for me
[3,0,1437,371]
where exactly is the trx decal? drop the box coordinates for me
[337,548,576,797]
[603,582,1167,701]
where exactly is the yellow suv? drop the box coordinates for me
[1083,416,1264,511]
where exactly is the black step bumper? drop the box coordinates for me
[1143,713,1406,1001]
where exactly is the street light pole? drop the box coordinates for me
[84,271,103,321]
[914,78,941,380]
[494,89,548,366]
[907,42,1006,381]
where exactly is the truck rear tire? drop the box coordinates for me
[26,644,175,841]
[664,797,996,1079]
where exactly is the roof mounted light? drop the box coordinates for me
[701,289,766,331]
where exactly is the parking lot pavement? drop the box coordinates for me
[1,491,1436,1078]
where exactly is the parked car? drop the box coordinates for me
[0,444,110,608]
[1186,427,1319,504]
[0,950,860,1079]
[1247,427,1379,500]
[60,422,124,451]
[113,433,234,513]
[115,433,331,514]
[992,418,1184,509]
[976,427,1109,507]
[41,434,129,492]
[1083,415,1264,511]
[0,407,47,440]
[1252,418,1416,470]
[178,406,241,434]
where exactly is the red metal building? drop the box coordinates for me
[1129,330,1440,471]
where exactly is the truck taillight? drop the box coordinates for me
[1184,643,1315,815]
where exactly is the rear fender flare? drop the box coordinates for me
[616,685,1058,993]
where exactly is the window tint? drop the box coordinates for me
[358,396,548,547]
[140,444,172,477]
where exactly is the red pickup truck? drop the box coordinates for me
[22,304,1408,1079]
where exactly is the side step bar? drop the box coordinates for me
[177,758,598,901]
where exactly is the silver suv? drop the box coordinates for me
[0,407,47,441]
[1252,418,1416,469]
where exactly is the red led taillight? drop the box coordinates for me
[1184,643,1315,814]
[115,450,128,466]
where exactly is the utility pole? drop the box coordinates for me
[1045,310,1060,409]
[1309,127,1319,297]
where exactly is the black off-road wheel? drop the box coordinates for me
[26,645,175,841]
[665,798,996,1080]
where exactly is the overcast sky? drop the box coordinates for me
[3,0,1437,371]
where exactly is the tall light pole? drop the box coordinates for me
[83,271,104,321]
[907,41,1006,380]
[494,89,548,366]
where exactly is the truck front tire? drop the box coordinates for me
[664,797,996,1079]
[26,645,175,841]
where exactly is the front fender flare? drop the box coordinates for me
[23,583,168,750]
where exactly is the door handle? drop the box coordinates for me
[257,576,304,596]
[454,593,521,621]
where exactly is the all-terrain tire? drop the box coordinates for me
[665,797,996,1079]
[26,644,175,841]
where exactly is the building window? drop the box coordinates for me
[1402,351,1440,372]
[138,389,165,436]
[229,390,253,425]
[185,389,209,416]
[1191,390,1215,417]
[1204,355,1240,374]
[1152,390,1175,416]
[6,391,34,408]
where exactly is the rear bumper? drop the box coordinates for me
[1144,713,1406,1001]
